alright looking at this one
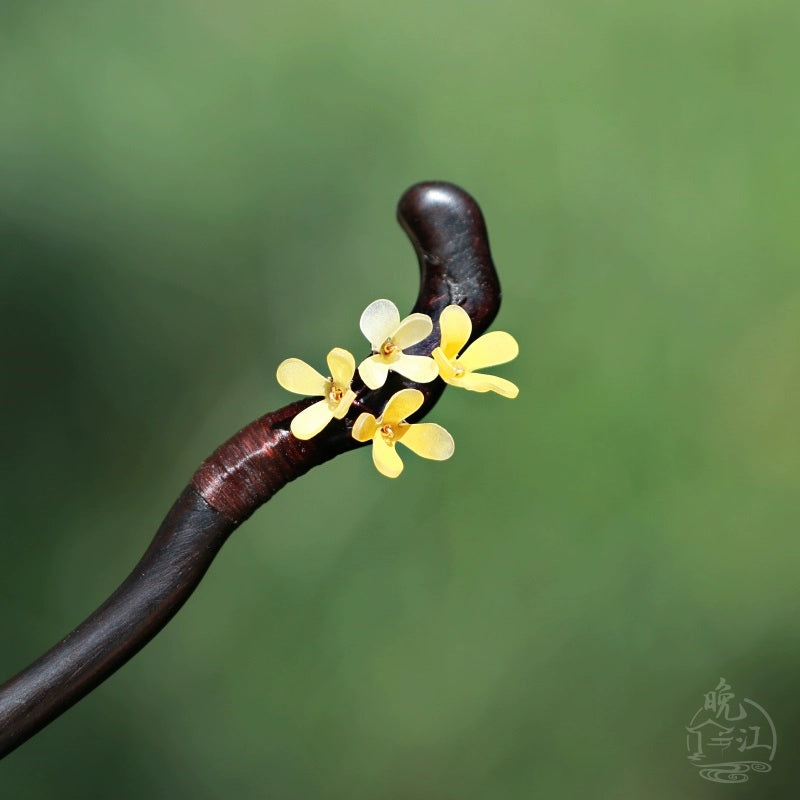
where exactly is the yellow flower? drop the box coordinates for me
[431,304,519,398]
[357,299,438,390]
[276,347,357,440]
[352,388,454,478]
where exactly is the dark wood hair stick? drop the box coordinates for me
[0,181,502,758]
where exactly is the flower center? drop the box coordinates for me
[453,364,466,377]
[380,421,409,445]
[380,424,396,443]
[326,379,344,407]
[380,338,399,359]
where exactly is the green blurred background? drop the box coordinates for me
[2,1,799,797]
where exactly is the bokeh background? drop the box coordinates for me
[2,1,799,797]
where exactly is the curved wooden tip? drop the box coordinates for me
[398,181,502,336]
[353,181,504,423]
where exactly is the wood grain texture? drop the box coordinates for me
[0,181,503,758]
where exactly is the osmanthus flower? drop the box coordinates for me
[352,388,454,478]
[357,299,439,390]
[276,347,357,440]
[431,304,519,398]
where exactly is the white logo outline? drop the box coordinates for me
[686,678,777,784]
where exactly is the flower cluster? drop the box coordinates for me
[276,299,518,477]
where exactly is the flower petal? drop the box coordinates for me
[326,347,356,387]
[276,358,328,396]
[391,354,439,384]
[432,347,458,382]
[358,355,390,390]
[352,412,378,442]
[459,331,519,371]
[290,399,334,440]
[372,437,404,478]
[381,388,424,425]
[438,304,472,359]
[360,299,400,350]
[458,371,519,398]
[392,313,433,349]
[399,423,455,461]
[332,388,356,419]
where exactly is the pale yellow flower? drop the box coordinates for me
[431,304,519,398]
[357,299,438,390]
[276,347,357,440]
[352,388,454,478]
